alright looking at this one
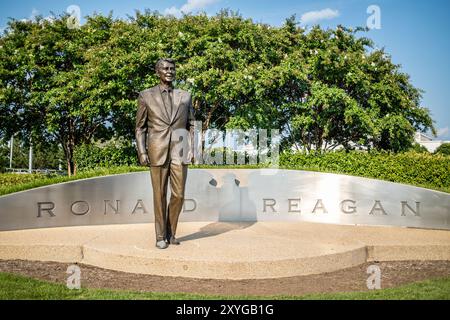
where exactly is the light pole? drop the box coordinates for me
[9,136,13,169]
[28,137,33,174]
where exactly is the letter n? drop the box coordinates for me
[401,201,420,217]
[104,200,120,214]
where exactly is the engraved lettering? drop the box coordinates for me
[369,200,388,215]
[288,199,301,214]
[37,202,56,217]
[340,200,357,214]
[71,201,90,216]
[263,199,277,213]
[401,201,420,217]
[312,199,328,214]
[183,199,197,212]
[104,200,120,214]
[132,199,149,214]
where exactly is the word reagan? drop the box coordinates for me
[262,198,421,216]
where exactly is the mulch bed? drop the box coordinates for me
[1,259,449,297]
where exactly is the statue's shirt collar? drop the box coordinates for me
[159,84,173,93]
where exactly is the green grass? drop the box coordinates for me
[297,277,450,300]
[0,272,449,300]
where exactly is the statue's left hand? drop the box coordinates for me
[139,154,150,167]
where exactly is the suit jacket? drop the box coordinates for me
[135,85,195,166]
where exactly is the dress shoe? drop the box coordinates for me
[156,240,169,249]
[169,236,181,245]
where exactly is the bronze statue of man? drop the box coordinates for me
[135,58,195,249]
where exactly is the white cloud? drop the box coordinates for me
[437,127,449,138]
[165,6,181,16]
[182,0,218,11]
[43,16,55,23]
[30,8,40,20]
[19,8,55,23]
[164,0,219,17]
[300,8,340,25]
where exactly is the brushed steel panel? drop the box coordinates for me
[0,169,448,231]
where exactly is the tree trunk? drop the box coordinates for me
[67,159,75,176]
[65,118,77,176]
[64,139,76,176]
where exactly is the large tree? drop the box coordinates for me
[286,25,436,152]
[0,14,115,175]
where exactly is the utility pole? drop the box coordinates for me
[9,136,13,169]
[28,137,33,174]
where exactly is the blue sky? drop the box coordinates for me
[1,0,449,139]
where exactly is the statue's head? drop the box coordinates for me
[155,58,176,85]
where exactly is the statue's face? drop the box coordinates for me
[157,61,176,84]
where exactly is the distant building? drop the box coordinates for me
[414,132,450,153]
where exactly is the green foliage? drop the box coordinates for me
[73,139,138,171]
[286,26,436,153]
[0,11,436,176]
[409,143,430,154]
[0,166,146,196]
[280,150,450,192]
[0,272,449,300]
[0,138,29,171]
[0,141,9,171]
[435,143,450,156]
[0,137,65,172]
[0,172,53,188]
[1,150,448,196]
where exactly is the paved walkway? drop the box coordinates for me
[0,222,449,279]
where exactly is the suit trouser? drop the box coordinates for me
[150,159,188,241]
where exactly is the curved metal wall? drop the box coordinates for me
[0,169,449,231]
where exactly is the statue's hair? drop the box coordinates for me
[155,58,176,72]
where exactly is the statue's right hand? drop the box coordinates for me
[139,154,150,167]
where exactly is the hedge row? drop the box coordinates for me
[73,142,138,171]
[0,173,54,189]
[73,142,450,192]
[0,166,146,196]
[4,148,447,195]
[279,150,450,192]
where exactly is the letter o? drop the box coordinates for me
[71,201,90,216]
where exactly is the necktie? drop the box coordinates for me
[163,89,173,119]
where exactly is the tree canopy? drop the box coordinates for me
[0,10,436,174]
[435,143,450,156]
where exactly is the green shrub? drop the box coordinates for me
[435,143,450,156]
[73,139,138,171]
[410,143,430,154]
[0,173,54,189]
[2,150,449,195]
[0,167,146,196]
[280,150,450,192]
